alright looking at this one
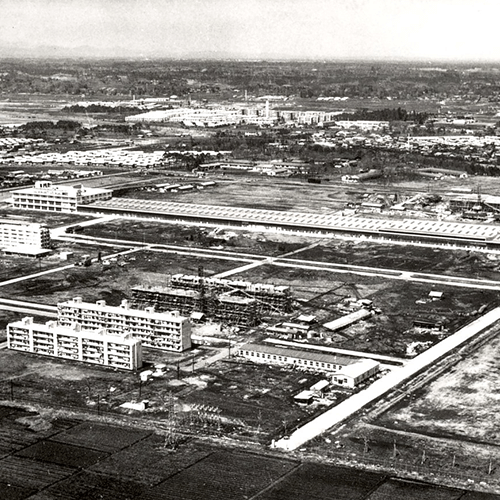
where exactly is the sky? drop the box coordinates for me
[2,0,500,61]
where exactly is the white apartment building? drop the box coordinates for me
[0,219,51,250]
[7,316,142,370]
[57,297,191,352]
[10,181,112,213]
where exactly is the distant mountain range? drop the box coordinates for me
[0,43,330,61]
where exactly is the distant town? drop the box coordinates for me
[1,59,500,499]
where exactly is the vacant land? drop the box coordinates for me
[0,248,246,307]
[0,207,93,228]
[83,219,309,256]
[376,332,500,446]
[116,178,351,213]
[291,240,500,281]
[0,348,315,442]
[236,263,497,357]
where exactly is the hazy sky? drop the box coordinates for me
[2,0,500,60]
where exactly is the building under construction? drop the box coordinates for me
[131,285,261,327]
[131,286,203,317]
[169,274,293,315]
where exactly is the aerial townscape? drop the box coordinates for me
[2,1,500,499]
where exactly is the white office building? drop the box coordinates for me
[7,316,142,371]
[57,297,191,352]
[0,219,51,254]
[10,181,112,213]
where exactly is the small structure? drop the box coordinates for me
[332,359,380,389]
[323,309,372,332]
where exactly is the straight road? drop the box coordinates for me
[274,306,500,451]
[53,233,500,290]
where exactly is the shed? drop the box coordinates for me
[294,390,315,405]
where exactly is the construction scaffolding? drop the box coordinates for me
[169,274,293,315]
[131,285,262,327]
[131,287,203,317]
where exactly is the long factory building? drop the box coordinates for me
[80,198,500,247]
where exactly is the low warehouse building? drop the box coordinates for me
[238,343,379,387]
[332,359,380,389]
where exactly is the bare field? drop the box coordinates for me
[0,248,245,307]
[117,178,352,213]
[0,207,94,228]
[291,240,500,281]
[83,219,311,256]
[375,332,500,445]
[234,263,497,357]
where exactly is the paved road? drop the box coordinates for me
[274,306,500,451]
[54,233,500,290]
[0,298,58,318]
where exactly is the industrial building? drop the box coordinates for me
[0,219,51,256]
[57,297,191,352]
[238,343,380,387]
[7,316,142,370]
[81,199,500,247]
[11,181,112,213]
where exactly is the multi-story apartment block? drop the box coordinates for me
[7,316,142,370]
[11,181,112,213]
[57,297,191,352]
[0,219,51,251]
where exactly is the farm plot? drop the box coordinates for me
[50,422,152,453]
[143,450,298,500]
[89,435,213,486]
[15,440,109,468]
[40,470,145,500]
[0,481,35,500]
[0,406,78,458]
[366,478,463,500]
[257,462,384,500]
[0,455,75,490]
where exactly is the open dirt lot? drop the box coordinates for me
[236,263,498,357]
[83,219,310,256]
[375,332,500,446]
[116,178,353,213]
[0,248,245,307]
[290,240,500,281]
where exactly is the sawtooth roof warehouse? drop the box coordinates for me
[80,198,500,247]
